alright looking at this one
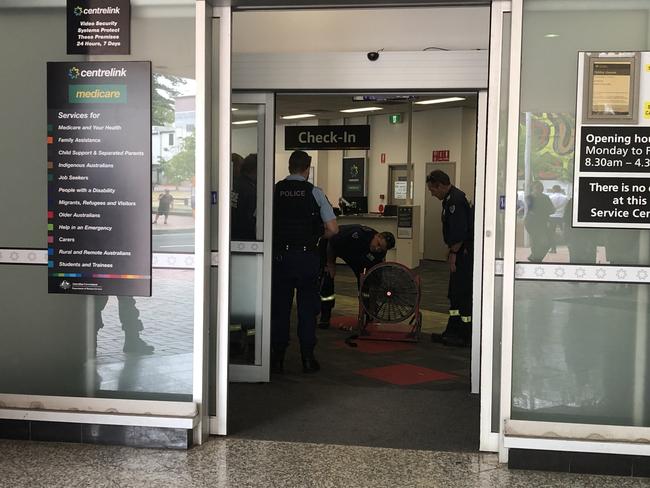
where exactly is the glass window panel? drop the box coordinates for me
[0,5,195,402]
[516,1,650,265]
[512,280,649,426]
[229,253,264,365]
[0,266,193,400]
[230,103,265,242]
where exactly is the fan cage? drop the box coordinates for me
[359,262,419,323]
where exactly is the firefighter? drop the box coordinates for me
[271,150,338,374]
[318,225,395,329]
[426,169,474,347]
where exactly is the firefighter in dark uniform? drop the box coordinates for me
[271,150,338,374]
[318,225,396,329]
[426,169,474,347]
[231,153,257,241]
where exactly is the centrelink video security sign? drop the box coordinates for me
[285,125,370,150]
[573,52,650,228]
[67,0,130,55]
[47,62,151,296]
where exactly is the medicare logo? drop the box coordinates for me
[68,67,81,80]
[73,5,83,16]
[60,280,71,290]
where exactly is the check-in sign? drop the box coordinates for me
[285,125,370,150]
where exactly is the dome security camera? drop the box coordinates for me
[367,51,380,62]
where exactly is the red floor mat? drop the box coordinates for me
[355,364,458,386]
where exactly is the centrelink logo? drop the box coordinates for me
[73,5,121,16]
[60,280,71,291]
[68,66,80,80]
[68,65,127,79]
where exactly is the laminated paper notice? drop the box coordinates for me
[591,61,632,116]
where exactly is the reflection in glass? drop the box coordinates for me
[94,268,194,399]
[151,74,197,253]
[0,266,193,400]
[229,254,264,365]
[515,2,650,265]
[512,280,650,426]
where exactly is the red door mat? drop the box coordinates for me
[355,364,458,386]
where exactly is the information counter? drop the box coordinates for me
[336,206,420,269]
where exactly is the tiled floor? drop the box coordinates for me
[1,437,649,488]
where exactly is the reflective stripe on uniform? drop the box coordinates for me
[320,294,336,301]
[461,315,472,323]
[449,309,460,316]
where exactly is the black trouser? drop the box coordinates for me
[444,245,473,344]
[319,263,362,322]
[271,250,321,353]
[94,296,143,333]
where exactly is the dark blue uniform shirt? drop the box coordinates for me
[329,224,385,271]
[442,186,473,248]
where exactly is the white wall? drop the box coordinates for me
[232,126,258,159]
[233,7,489,53]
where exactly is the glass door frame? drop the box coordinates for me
[498,0,650,462]
[229,91,275,383]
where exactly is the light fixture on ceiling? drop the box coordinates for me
[340,107,383,113]
[414,97,466,105]
[232,120,257,125]
[231,108,238,111]
[544,33,560,38]
[281,114,316,120]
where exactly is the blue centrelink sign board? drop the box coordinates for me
[47,62,151,296]
[67,0,131,55]
[285,125,370,150]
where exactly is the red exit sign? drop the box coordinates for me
[432,150,450,162]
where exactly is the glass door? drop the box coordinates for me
[229,92,274,382]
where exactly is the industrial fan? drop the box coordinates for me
[347,262,422,345]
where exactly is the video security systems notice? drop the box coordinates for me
[67,0,130,55]
[47,62,151,296]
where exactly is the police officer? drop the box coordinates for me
[318,225,395,329]
[231,153,257,240]
[271,150,338,374]
[426,169,473,347]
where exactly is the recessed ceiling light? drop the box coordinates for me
[231,108,238,111]
[414,97,465,105]
[340,107,383,113]
[232,120,257,125]
[282,114,316,120]
[544,33,560,38]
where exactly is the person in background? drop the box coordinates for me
[271,150,338,374]
[153,189,174,224]
[231,153,258,241]
[524,181,555,262]
[318,225,395,329]
[548,184,568,253]
[426,169,474,347]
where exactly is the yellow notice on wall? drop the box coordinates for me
[645,101,650,119]
[646,64,650,72]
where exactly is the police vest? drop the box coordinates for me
[274,179,323,249]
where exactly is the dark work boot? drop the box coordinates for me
[271,345,286,374]
[301,348,320,374]
[123,332,154,355]
[318,312,331,330]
